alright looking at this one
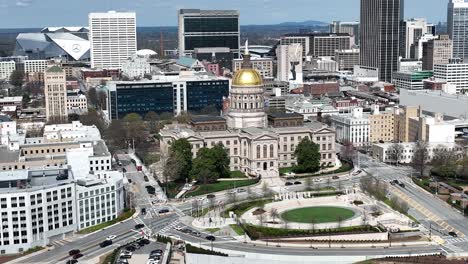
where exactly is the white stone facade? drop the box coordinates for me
[372,142,465,164]
[330,108,370,147]
[0,61,15,80]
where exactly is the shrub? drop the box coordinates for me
[185,244,228,256]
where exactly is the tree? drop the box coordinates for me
[191,148,218,183]
[160,112,173,120]
[189,143,229,183]
[22,93,30,108]
[388,143,405,166]
[163,151,188,182]
[175,112,191,124]
[341,140,356,163]
[87,87,99,107]
[97,90,107,110]
[294,138,321,174]
[68,113,80,122]
[431,146,458,179]
[123,113,142,122]
[210,143,230,178]
[411,141,430,177]
[9,70,24,87]
[80,108,106,134]
[144,111,160,133]
[168,139,193,180]
[269,208,279,223]
[104,120,127,151]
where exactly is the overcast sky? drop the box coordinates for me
[0,0,448,28]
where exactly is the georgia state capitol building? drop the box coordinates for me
[160,47,337,177]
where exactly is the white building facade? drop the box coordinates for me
[330,108,370,147]
[89,11,137,69]
[433,60,468,93]
[0,61,16,80]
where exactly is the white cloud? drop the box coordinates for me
[15,0,33,7]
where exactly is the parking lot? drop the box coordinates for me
[115,238,166,264]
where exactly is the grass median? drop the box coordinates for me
[78,208,135,234]
[185,179,259,197]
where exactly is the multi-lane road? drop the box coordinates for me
[17,152,466,263]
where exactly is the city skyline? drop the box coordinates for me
[0,0,447,28]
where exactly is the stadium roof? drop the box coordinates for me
[15,32,90,61]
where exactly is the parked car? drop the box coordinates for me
[398,183,405,188]
[207,194,216,199]
[237,188,246,193]
[206,235,216,241]
[66,260,78,264]
[120,251,133,259]
[68,249,80,256]
[72,253,83,260]
[134,224,145,229]
[144,175,149,182]
[122,168,127,173]
[293,181,302,185]
[191,231,201,237]
[332,176,339,180]
[100,240,113,248]
[141,208,146,215]
[125,245,136,252]
[313,178,322,183]
[138,238,150,245]
[285,182,293,186]
[106,235,117,240]
[449,231,458,237]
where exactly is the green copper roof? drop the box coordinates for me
[46,65,63,73]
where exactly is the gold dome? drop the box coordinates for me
[232,68,263,86]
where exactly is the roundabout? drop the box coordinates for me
[280,206,356,224]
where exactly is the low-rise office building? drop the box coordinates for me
[106,72,229,119]
[392,71,434,90]
[330,108,370,147]
[372,142,464,164]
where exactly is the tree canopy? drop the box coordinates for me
[190,143,230,183]
[294,138,321,174]
[165,138,193,181]
[9,70,24,87]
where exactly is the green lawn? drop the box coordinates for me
[281,206,355,224]
[185,179,258,197]
[230,224,246,235]
[205,228,220,233]
[279,161,353,178]
[78,208,135,234]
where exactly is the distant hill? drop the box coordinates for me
[276,20,328,27]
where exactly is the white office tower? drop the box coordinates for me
[448,0,468,60]
[89,11,137,69]
[276,44,303,83]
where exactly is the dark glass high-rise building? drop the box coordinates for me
[178,9,240,57]
[106,77,229,120]
[360,0,404,82]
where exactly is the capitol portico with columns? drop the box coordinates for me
[160,45,337,178]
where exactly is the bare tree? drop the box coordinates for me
[388,143,405,166]
[431,145,459,179]
[341,140,357,163]
[411,141,430,177]
[269,208,279,223]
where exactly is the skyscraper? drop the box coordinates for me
[178,9,240,57]
[44,66,68,122]
[89,11,137,69]
[401,18,434,59]
[360,0,403,82]
[448,0,468,60]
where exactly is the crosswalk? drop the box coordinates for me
[442,243,465,253]
[50,239,70,247]
[444,237,468,244]
[158,220,180,235]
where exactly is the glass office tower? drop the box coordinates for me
[178,9,240,56]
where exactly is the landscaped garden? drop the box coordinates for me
[280,206,356,224]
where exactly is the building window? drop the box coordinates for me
[270,145,274,158]
[263,145,267,158]
[256,145,260,159]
